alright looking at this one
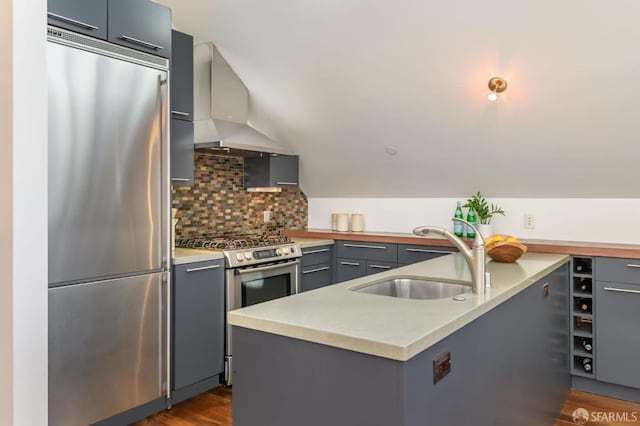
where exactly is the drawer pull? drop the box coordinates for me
[340,261,360,267]
[302,266,330,275]
[47,12,99,30]
[369,264,391,270]
[276,181,298,185]
[626,264,640,269]
[303,248,330,255]
[171,178,191,182]
[405,248,453,254]
[343,243,387,250]
[604,287,640,295]
[186,265,221,273]
[171,110,190,117]
[120,35,164,50]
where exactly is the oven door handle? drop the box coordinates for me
[235,260,300,275]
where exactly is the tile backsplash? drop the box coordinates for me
[172,153,308,239]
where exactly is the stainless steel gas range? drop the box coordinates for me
[178,235,301,385]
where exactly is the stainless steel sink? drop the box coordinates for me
[351,278,471,300]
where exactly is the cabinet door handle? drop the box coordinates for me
[340,261,360,267]
[303,248,330,255]
[343,243,387,250]
[302,266,330,275]
[47,12,99,30]
[186,265,221,273]
[369,264,391,270]
[405,248,453,254]
[171,178,191,182]
[626,264,640,269]
[120,35,164,50]
[276,181,298,185]
[171,110,190,117]
[604,287,640,295]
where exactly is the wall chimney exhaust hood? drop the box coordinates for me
[193,42,292,156]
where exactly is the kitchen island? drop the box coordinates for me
[228,252,570,426]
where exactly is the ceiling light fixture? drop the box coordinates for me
[487,77,507,101]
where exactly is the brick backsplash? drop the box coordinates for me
[171,153,308,239]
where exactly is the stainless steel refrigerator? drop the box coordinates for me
[47,28,170,426]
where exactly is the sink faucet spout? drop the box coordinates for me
[412,219,489,295]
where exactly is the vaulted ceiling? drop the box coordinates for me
[157,0,640,198]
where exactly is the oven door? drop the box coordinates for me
[225,259,300,385]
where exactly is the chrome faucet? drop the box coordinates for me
[413,218,489,295]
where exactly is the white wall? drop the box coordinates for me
[309,198,640,245]
[0,0,48,424]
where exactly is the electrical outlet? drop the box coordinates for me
[263,211,272,223]
[524,213,535,230]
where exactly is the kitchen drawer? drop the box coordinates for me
[336,258,367,282]
[366,260,397,276]
[337,241,397,263]
[595,257,640,285]
[300,263,332,292]
[397,244,456,265]
[301,245,332,267]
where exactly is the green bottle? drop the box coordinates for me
[466,207,477,238]
[453,201,464,237]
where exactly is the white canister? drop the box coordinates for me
[351,213,364,232]
[336,213,349,232]
[331,213,339,231]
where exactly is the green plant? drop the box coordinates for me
[463,192,505,224]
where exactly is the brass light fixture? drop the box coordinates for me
[487,77,507,101]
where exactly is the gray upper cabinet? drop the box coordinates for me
[47,0,108,39]
[170,30,194,121]
[245,155,299,189]
[108,0,172,58]
[172,259,225,391]
[170,119,194,186]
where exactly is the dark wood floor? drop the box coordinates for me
[133,387,639,426]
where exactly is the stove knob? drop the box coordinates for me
[244,252,253,260]
[276,248,283,256]
[235,253,244,262]
[290,246,296,254]
[282,247,290,255]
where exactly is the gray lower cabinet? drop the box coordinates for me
[172,259,224,401]
[300,245,333,292]
[336,258,367,282]
[595,280,640,389]
[365,260,397,275]
[397,244,457,265]
[336,240,398,282]
[47,0,107,39]
[108,0,172,58]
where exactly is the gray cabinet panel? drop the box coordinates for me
[300,264,332,292]
[170,119,194,186]
[337,258,366,282]
[270,155,299,187]
[366,260,397,276]
[48,0,107,39]
[595,280,640,389]
[244,155,299,189]
[108,0,172,58]
[172,259,225,390]
[170,30,194,121]
[301,245,332,267]
[336,240,397,263]
[595,257,640,285]
[397,244,456,265]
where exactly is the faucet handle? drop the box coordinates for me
[451,218,485,246]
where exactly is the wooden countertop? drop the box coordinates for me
[284,229,640,259]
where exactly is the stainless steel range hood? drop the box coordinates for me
[194,42,292,156]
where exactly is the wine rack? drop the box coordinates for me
[570,256,595,377]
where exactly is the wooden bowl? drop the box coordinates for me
[486,241,528,263]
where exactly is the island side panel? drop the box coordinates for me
[232,326,403,426]
[401,264,570,426]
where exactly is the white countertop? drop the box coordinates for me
[172,247,224,265]
[228,252,569,361]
